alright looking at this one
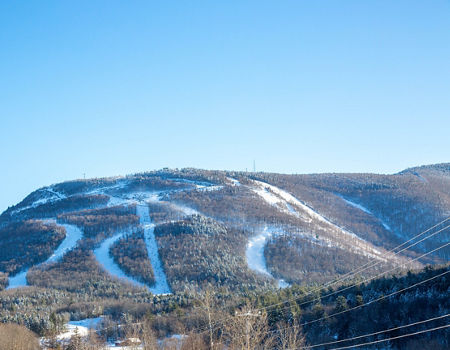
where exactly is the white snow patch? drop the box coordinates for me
[170,202,199,216]
[56,324,89,341]
[68,317,103,329]
[278,279,290,289]
[6,270,27,289]
[250,180,388,262]
[340,196,392,231]
[227,177,241,186]
[93,232,148,290]
[136,205,171,295]
[7,222,83,289]
[46,223,84,263]
[246,226,288,288]
[246,227,274,277]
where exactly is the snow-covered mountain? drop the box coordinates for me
[0,164,448,293]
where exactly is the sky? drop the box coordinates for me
[1,1,449,212]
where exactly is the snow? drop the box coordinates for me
[170,202,199,216]
[252,184,283,206]
[246,226,289,288]
[227,177,241,186]
[57,324,89,340]
[340,196,392,231]
[93,232,149,290]
[93,190,172,294]
[68,317,103,329]
[6,270,27,289]
[7,222,83,289]
[93,188,201,294]
[46,223,83,263]
[250,180,389,262]
[57,318,102,341]
[246,227,274,277]
[41,317,103,349]
[11,187,67,215]
[136,205,171,295]
[278,279,290,289]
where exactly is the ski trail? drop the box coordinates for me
[339,196,392,231]
[7,179,217,292]
[246,226,289,289]
[250,180,388,262]
[7,222,83,289]
[6,271,27,289]
[93,193,171,293]
[93,232,148,290]
[136,205,171,294]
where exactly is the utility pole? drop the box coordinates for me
[83,173,86,180]
[253,160,256,173]
[236,309,260,350]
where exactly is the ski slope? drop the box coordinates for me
[7,222,83,289]
[93,232,149,290]
[136,205,171,294]
[340,196,392,231]
[250,180,390,262]
[246,226,289,289]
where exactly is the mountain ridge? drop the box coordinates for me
[0,164,448,294]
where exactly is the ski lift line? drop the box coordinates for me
[191,220,449,335]
[317,324,450,350]
[194,235,450,336]
[265,268,450,336]
[298,313,450,349]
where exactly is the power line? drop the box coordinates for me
[323,324,450,350]
[268,267,449,335]
[210,265,449,347]
[254,231,450,321]
[201,240,449,338]
[320,217,450,288]
[258,219,450,314]
[192,221,449,335]
[301,313,449,349]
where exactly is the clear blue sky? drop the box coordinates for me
[1,1,449,212]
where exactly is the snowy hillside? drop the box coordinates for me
[0,165,448,293]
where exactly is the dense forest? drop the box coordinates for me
[0,264,447,349]
[0,165,448,348]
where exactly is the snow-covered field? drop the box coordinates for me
[7,222,83,289]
